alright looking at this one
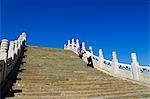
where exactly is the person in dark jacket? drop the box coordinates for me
[86,49,93,67]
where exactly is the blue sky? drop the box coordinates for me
[1,0,150,65]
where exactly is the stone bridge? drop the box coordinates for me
[0,33,150,98]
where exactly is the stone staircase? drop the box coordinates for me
[6,46,150,99]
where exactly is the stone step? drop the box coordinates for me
[6,47,150,99]
[15,77,145,86]
[6,95,86,99]
[13,89,149,98]
[15,74,128,81]
[100,92,150,99]
[14,86,147,93]
[17,71,106,76]
[13,80,146,89]
[12,84,146,93]
[17,74,113,77]
[14,79,131,85]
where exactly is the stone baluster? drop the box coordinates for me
[14,40,18,55]
[17,37,21,50]
[64,44,67,49]
[22,32,26,42]
[76,39,79,47]
[75,39,79,53]
[99,49,104,69]
[82,42,86,51]
[20,34,24,46]
[67,40,71,49]
[131,53,139,80]
[71,38,75,50]
[0,39,9,62]
[0,39,9,81]
[112,51,118,74]
[8,41,15,60]
[21,32,26,47]
[89,46,93,54]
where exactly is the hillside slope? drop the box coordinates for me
[7,46,150,99]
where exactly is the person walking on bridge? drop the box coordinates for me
[86,49,93,67]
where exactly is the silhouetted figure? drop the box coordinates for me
[78,44,83,59]
[86,49,93,68]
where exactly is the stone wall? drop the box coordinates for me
[64,38,150,87]
[0,32,26,86]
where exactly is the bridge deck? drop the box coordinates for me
[6,46,150,99]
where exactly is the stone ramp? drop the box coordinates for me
[6,46,150,99]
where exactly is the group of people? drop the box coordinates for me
[77,44,93,67]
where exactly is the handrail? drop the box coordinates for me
[64,38,150,87]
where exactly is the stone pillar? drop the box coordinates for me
[71,38,75,50]
[112,51,118,74]
[18,36,22,49]
[21,32,26,47]
[8,41,15,60]
[22,32,26,42]
[99,49,104,69]
[14,40,18,55]
[64,44,67,49]
[21,34,24,45]
[17,37,21,50]
[76,39,80,52]
[82,42,86,51]
[89,46,93,54]
[76,39,79,47]
[67,40,71,49]
[131,53,139,81]
[0,39,9,81]
[19,35,22,45]
[0,39,9,62]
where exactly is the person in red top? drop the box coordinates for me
[78,44,83,59]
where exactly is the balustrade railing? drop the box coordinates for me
[64,38,150,86]
[0,32,26,87]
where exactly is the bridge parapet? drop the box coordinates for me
[64,39,150,87]
[0,32,26,87]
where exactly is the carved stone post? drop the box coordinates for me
[64,44,67,49]
[71,38,75,50]
[17,37,21,50]
[22,32,26,42]
[20,34,24,46]
[76,39,79,48]
[8,41,15,60]
[14,40,18,55]
[0,39,9,62]
[89,46,93,54]
[131,53,139,80]
[67,40,71,49]
[0,39,9,81]
[112,51,118,74]
[82,42,86,51]
[21,32,26,47]
[99,49,104,69]
[76,39,79,52]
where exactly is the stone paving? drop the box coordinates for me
[6,46,150,99]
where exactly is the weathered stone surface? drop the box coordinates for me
[6,46,150,99]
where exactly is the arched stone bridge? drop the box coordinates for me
[0,34,150,98]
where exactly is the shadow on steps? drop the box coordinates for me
[1,46,27,99]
